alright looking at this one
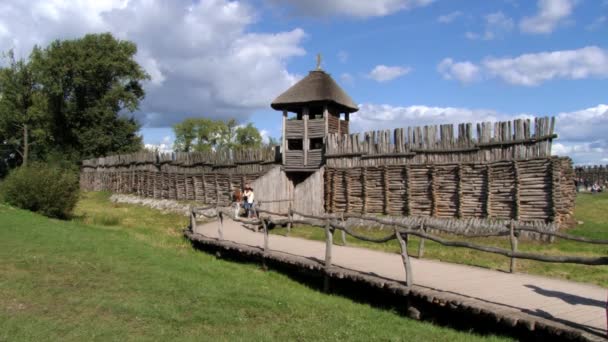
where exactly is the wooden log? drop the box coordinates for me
[396,229,413,288]
[509,221,518,273]
[218,210,224,240]
[263,217,269,252]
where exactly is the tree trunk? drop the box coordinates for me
[22,123,29,167]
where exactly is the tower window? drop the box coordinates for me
[310,138,324,150]
[288,139,303,150]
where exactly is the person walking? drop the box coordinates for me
[243,185,255,218]
[232,188,242,217]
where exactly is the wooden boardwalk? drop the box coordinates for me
[192,218,607,340]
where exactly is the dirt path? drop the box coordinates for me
[195,217,607,338]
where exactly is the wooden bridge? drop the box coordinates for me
[184,208,607,341]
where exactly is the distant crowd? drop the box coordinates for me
[575,178,606,193]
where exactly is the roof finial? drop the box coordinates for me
[316,53,322,70]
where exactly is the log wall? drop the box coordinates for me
[80,147,279,206]
[575,165,608,185]
[325,157,575,225]
[326,117,556,167]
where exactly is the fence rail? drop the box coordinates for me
[189,205,608,291]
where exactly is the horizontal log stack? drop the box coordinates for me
[325,157,575,226]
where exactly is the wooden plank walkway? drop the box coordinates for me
[193,218,607,340]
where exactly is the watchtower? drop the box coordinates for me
[271,57,358,172]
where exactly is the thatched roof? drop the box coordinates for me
[271,70,358,113]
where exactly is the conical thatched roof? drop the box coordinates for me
[271,70,358,113]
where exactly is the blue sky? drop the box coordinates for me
[1,0,607,163]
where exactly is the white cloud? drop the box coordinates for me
[340,72,354,85]
[466,12,514,41]
[0,0,306,128]
[483,46,608,86]
[268,0,434,18]
[437,11,462,24]
[367,65,411,82]
[437,58,481,83]
[439,46,608,86]
[520,0,575,34]
[351,103,608,165]
[586,16,606,31]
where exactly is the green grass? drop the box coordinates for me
[272,192,608,287]
[0,192,511,341]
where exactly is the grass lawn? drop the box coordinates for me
[0,192,511,341]
[271,192,608,287]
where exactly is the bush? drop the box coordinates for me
[0,162,80,219]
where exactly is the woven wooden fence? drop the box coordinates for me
[324,157,575,224]
[323,116,575,225]
[80,147,279,206]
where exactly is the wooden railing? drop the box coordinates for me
[188,205,608,290]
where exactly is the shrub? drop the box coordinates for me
[0,162,80,219]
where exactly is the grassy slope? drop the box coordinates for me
[272,192,608,287]
[0,192,510,342]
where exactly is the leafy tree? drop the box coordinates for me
[29,33,148,161]
[0,51,48,166]
[173,118,263,152]
[266,136,279,146]
[235,123,262,148]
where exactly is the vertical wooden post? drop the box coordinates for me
[340,213,347,246]
[396,228,413,288]
[282,111,287,165]
[417,223,425,259]
[383,166,389,215]
[509,220,518,273]
[263,217,269,252]
[218,209,224,240]
[190,207,197,233]
[324,219,333,293]
[513,161,520,221]
[457,164,463,218]
[287,202,293,236]
[362,167,368,214]
[303,107,309,166]
[323,104,329,136]
[486,165,492,218]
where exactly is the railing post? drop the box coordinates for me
[509,220,518,273]
[324,218,333,292]
[263,217,269,252]
[396,228,413,288]
[340,213,347,246]
[217,208,224,240]
[190,207,197,233]
[287,203,293,237]
[417,223,425,259]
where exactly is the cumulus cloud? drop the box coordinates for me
[367,65,411,82]
[340,72,355,85]
[437,11,462,24]
[466,11,514,40]
[350,103,608,164]
[0,0,306,127]
[267,0,434,18]
[439,46,608,86]
[437,58,481,83]
[520,0,575,34]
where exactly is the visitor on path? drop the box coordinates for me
[232,188,242,217]
[243,185,255,218]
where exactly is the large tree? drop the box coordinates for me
[29,33,148,160]
[0,51,47,166]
